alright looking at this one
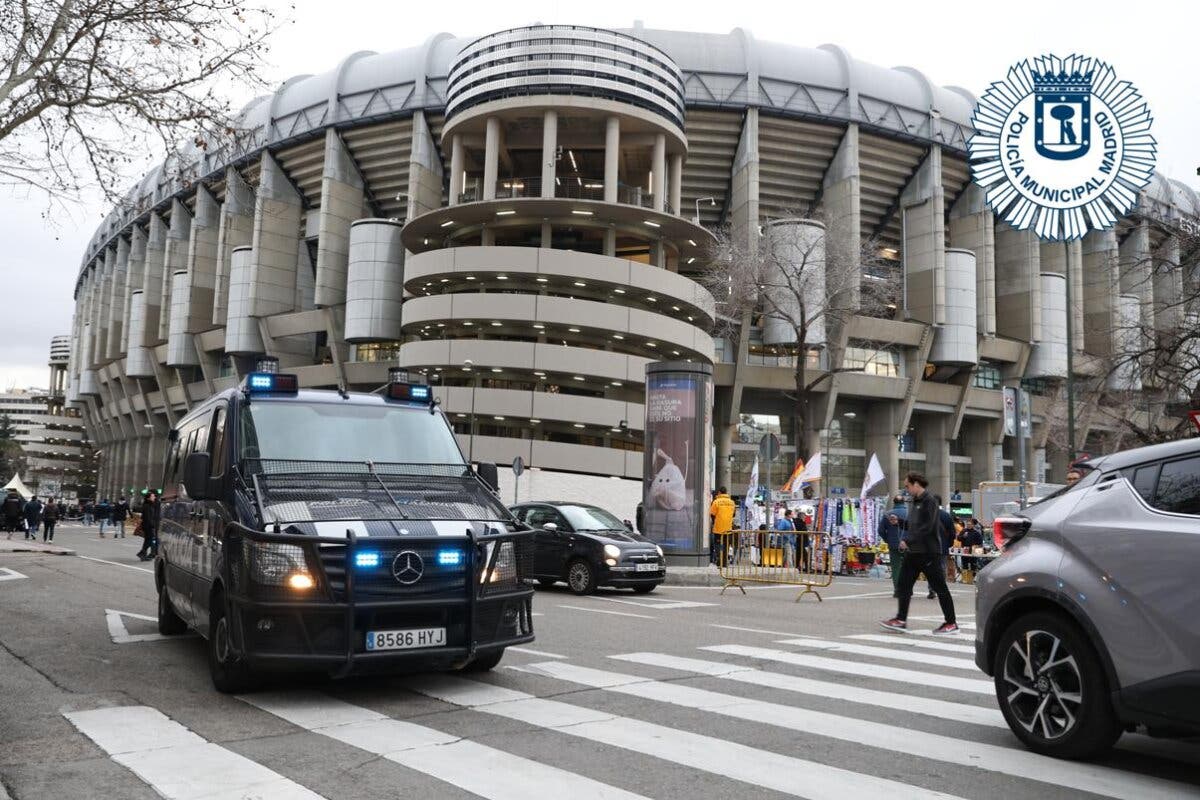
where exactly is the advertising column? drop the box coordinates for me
[643,362,713,566]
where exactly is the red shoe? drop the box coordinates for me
[932,622,960,636]
[878,618,908,632]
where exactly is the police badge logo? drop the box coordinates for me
[969,55,1156,240]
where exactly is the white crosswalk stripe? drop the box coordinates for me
[242,691,648,800]
[406,673,968,800]
[516,660,1198,800]
[703,643,995,694]
[846,633,977,654]
[606,651,1007,728]
[775,637,980,670]
[64,706,325,800]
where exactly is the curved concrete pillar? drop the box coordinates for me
[762,218,826,348]
[930,248,977,365]
[1027,273,1068,379]
[166,270,198,366]
[345,219,404,343]
[126,291,154,378]
[224,246,264,355]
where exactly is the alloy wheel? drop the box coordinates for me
[1001,629,1083,740]
[214,616,230,664]
[568,562,591,593]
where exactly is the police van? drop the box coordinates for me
[154,369,535,692]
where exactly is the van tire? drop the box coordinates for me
[208,590,257,694]
[157,583,187,636]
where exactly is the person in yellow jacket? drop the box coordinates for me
[709,487,737,564]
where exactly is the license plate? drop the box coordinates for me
[365,627,446,651]
[635,562,660,573]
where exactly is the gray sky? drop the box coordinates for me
[1,0,1196,389]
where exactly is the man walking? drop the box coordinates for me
[136,490,161,561]
[877,510,904,597]
[41,498,59,542]
[880,472,958,635]
[2,489,22,540]
[112,496,129,538]
[82,499,94,526]
[774,509,796,567]
[22,495,43,541]
[709,486,736,564]
[96,497,112,538]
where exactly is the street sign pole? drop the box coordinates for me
[511,456,524,505]
[758,433,780,528]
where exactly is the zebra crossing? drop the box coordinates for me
[64,622,1199,800]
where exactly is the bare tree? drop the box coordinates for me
[702,209,901,461]
[0,0,282,205]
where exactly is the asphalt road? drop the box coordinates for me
[1,522,1197,800]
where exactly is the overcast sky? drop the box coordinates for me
[1,0,1196,390]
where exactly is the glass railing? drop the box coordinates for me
[457,177,671,214]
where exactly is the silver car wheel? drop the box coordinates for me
[568,562,592,593]
[214,616,230,664]
[1001,629,1083,740]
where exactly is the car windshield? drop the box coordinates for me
[559,505,626,531]
[1029,465,1099,506]
[239,400,464,464]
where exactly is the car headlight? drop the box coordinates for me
[603,544,621,559]
[250,542,311,587]
[655,544,664,558]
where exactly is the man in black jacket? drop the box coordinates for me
[136,491,161,561]
[2,490,23,539]
[879,472,958,635]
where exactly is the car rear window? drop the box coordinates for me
[1152,456,1200,516]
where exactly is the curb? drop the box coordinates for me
[663,567,725,587]
[0,541,75,556]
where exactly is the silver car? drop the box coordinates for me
[975,437,1200,759]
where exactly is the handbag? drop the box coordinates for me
[133,520,145,538]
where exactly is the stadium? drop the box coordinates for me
[67,23,1200,511]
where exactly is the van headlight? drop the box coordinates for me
[655,544,664,558]
[250,542,311,587]
[603,544,621,559]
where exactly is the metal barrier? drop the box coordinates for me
[713,530,834,602]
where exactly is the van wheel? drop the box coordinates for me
[462,649,504,672]
[566,559,596,595]
[208,592,257,694]
[993,612,1121,759]
[157,584,187,636]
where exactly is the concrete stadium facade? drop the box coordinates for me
[67,23,1200,508]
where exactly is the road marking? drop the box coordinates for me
[407,675,967,800]
[65,705,325,799]
[508,646,568,659]
[557,605,655,620]
[822,589,976,601]
[709,624,818,638]
[588,595,716,610]
[0,567,28,581]
[776,638,980,670]
[608,652,1006,728]
[79,555,153,574]
[702,644,994,695]
[519,661,1198,800]
[846,634,977,655]
[243,691,648,800]
[105,609,194,644]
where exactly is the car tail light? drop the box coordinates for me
[993,516,1031,550]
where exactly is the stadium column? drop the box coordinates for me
[123,227,146,354]
[448,134,464,207]
[604,116,620,255]
[1119,219,1153,331]
[160,199,193,343]
[143,213,168,351]
[1081,229,1119,357]
[90,253,109,374]
[948,183,997,337]
[916,415,951,504]
[175,186,220,372]
[670,153,682,217]
[652,133,666,213]
[900,147,945,327]
[409,110,445,218]
[248,151,303,351]
[822,123,861,324]
[106,239,129,361]
[541,109,557,199]
[864,403,900,497]
[214,166,256,329]
[994,222,1042,343]
[1153,234,1183,334]
[483,116,500,201]
[315,128,366,309]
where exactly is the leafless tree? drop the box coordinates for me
[702,209,901,461]
[0,0,283,206]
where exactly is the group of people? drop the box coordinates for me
[2,490,61,542]
[81,493,160,560]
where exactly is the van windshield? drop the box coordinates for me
[239,400,464,465]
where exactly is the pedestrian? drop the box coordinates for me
[879,472,958,635]
[112,496,129,538]
[23,495,43,541]
[930,496,957,595]
[41,498,59,542]
[877,510,905,598]
[136,490,161,561]
[774,508,796,567]
[960,517,984,574]
[708,486,736,564]
[2,489,22,540]
[82,499,94,526]
[96,497,112,538]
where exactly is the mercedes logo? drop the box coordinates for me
[391,550,424,585]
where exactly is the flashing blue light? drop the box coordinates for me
[437,549,463,566]
[249,374,274,390]
[410,385,431,400]
[354,551,381,568]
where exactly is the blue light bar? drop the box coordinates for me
[245,372,299,394]
[249,374,273,390]
[410,385,431,401]
[437,549,463,566]
[354,551,381,568]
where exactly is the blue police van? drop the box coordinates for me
[154,370,534,692]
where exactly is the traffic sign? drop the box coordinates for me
[511,456,525,477]
[1189,410,1200,433]
[758,433,781,462]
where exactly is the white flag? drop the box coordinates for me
[794,452,822,484]
[744,456,759,509]
[861,452,885,499]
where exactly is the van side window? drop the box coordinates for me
[162,436,181,492]
[1152,456,1200,516]
[210,407,227,478]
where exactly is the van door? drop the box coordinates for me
[193,405,230,638]
[161,427,198,626]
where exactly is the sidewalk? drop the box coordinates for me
[663,564,725,586]
[0,538,75,556]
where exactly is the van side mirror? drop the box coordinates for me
[183,452,211,500]
[477,462,500,493]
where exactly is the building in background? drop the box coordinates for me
[66,24,1199,513]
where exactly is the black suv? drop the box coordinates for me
[510,502,665,595]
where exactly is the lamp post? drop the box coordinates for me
[693,196,716,225]
[464,359,479,464]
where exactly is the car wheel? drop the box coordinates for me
[631,583,657,594]
[157,584,187,636]
[993,612,1121,759]
[537,578,557,588]
[566,559,597,595]
[461,649,504,672]
[208,591,257,694]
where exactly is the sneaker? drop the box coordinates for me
[932,622,960,636]
[926,591,936,599]
[878,618,908,632]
